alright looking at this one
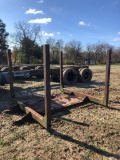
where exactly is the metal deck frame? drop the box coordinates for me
[7,45,112,129]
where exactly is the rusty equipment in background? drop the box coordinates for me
[7,45,111,129]
[0,64,92,85]
[1,58,92,85]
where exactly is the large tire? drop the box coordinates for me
[35,66,43,69]
[0,72,10,85]
[19,66,30,70]
[63,68,77,85]
[23,71,31,79]
[24,74,31,79]
[1,67,9,71]
[79,68,92,83]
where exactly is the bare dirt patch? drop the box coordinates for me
[0,65,120,160]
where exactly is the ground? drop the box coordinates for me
[0,65,120,160]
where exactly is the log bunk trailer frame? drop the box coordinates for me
[7,45,111,129]
[0,59,92,86]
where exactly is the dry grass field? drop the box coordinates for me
[0,64,120,160]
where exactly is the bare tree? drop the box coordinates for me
[94,42,113,64]
[46,37,56,48]
[12,21,41,63]
[11,46,19,64]
[55,39,64,49]
[86,44,96,64]
[46,38,64,64]
[13,21,40,45]
[64,40,82,64]
[112,48,120,63]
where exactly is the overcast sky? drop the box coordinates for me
[0,0,120,49]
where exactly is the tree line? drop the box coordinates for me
[0,19,120,65]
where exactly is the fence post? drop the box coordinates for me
[43,44,51,128]
[60,50,64,91]
[7,49,14,98]
[104,48,112,107]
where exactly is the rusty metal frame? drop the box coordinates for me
[60,49,112,107]
[8,45,51,129]
[7,49,14,98]
[7,46,111,129]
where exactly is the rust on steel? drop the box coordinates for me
[63,88,102,104]
[9,45,111,129]
[103,48,112,106]
[16,100,45,126]
[7,49,14,98]
[12,45,52,129]
[62,49,112,107]
[43,44,51,128]
[60,50,63,90]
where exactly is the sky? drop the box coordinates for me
[0,0,120,49]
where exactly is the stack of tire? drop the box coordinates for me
[63,68,92,85]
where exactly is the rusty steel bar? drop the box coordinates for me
[63,88,103,104]
[7,49,14,98]
[60,50,64,91]
[18,100,44,120]
[103,48,112,107]
[62,49,112,107]
[43,44,51,128]
[12,45,52,129]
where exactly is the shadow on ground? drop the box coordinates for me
[48,128,120,159]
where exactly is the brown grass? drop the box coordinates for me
[0,64,120,160]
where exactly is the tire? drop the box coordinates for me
[63,68,77,85]
[35,66,43,69]
[79,68,92,83]
[19,66,30,70]
[24,74,31,79]
[23,71,31,79]
[1,67,9,71]
[78,68,83,73]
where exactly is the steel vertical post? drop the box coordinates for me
[43,44,51,128]
[7,49,14,98]
[104,49,112,107]
[60,51,63,91]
